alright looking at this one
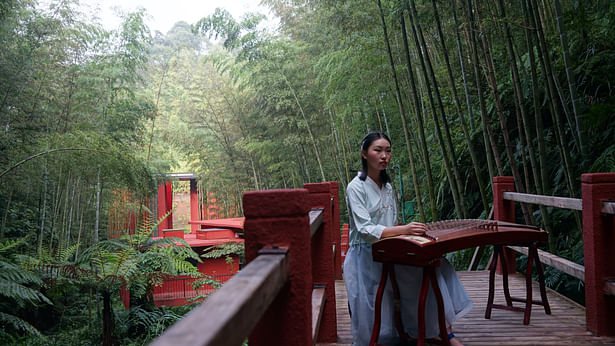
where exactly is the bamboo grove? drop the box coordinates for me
[0,0,614,343]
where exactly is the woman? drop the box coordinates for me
[343,131,472,346]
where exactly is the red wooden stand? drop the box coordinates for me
[369,261,450,346]
[485,244,551,324]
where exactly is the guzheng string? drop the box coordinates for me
[426,219,499,234]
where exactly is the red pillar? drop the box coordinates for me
[492,176,517,274]
[305,182,337,343]
[157,182,168,234]
[189,179,199,233]
[243,189,313,346]
[581,173,615,336]
[329,182,343,280]
[166,181,173,229]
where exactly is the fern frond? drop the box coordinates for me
[0,312,43,337]
[0,238,27,255]
[75,239,129,265]
[0,261,44,286]
[201,242,244,259]
[0,281,52,305]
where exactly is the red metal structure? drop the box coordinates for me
[117,173,246,308]
[151,227,244,307]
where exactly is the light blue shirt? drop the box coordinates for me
[346,175,397,245]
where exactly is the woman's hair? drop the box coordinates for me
[359,131,391,184]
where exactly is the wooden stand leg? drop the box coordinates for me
[428,265,450,346]
[417,267,430,346]
[369,264,390,346]
[498,246,514,306]
[532,245,551,315]
[485,246,499,319]
[523,246,534,325]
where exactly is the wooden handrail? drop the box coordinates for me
[311,286,326,343]
[605,280,615,296]
[602,201,615,215]
[150,252,289,346]
[503,191,582,211]
[507,245,584,281]
[309,208,324,238]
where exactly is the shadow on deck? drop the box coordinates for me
[321,271,615,346]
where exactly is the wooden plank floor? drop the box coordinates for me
[319,271,615,345]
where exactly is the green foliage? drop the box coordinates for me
[116,306,184,344]
[201,241,244,259]
[0,238,50,338]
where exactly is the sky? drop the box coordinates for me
[73,0,276,34]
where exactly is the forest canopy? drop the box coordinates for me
[1,0,614,343]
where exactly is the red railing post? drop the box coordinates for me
[305,182,338,343]
[243,189,313,346]
[189,179,199,233]
[581,173,615,336]
[329,181,343,280]
[492,176,517,274]
[157,182,168,234]
[165,181,173,229]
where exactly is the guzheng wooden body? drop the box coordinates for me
[372,219,548,266]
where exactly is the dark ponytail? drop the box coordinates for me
[359,131,391,185]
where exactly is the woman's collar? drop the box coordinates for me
[366,175,383,190]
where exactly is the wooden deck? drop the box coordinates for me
[319,271,615,345]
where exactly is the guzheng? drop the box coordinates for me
[372,219,548,266]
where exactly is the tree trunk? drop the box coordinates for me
[282,72,326,182]
[66,176,78,250]
[553,0,582,154]
[496,0,537,225]
[377,0,425,222]
[522,0,549,195]
[411,0,468,218]
[464,0,501,180]
[38,166,47,256]
[398,7,437,221]
[94,169,101,243]
[1,188,12,240]
[452,0,475,132]
[529,0,577,198]
[407,0,463,219]
[102,290,118,346]
[432,0,489,215]
[477,5,532,223]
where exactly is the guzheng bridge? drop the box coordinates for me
[150,174,615,346]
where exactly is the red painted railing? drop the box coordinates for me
[152,274,234,306]
[151,181,340,346]
[493,174,615,336]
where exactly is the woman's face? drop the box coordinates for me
[362,138,392,174]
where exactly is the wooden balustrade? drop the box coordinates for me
[493,174,615,336]
[151,182,340,346]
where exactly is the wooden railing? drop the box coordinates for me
[491,174,615,336]
[151,181,340,346]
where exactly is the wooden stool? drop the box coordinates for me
[485,243,551,324]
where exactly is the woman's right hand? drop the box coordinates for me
[404,222,427,236]
[381,222,428,239]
